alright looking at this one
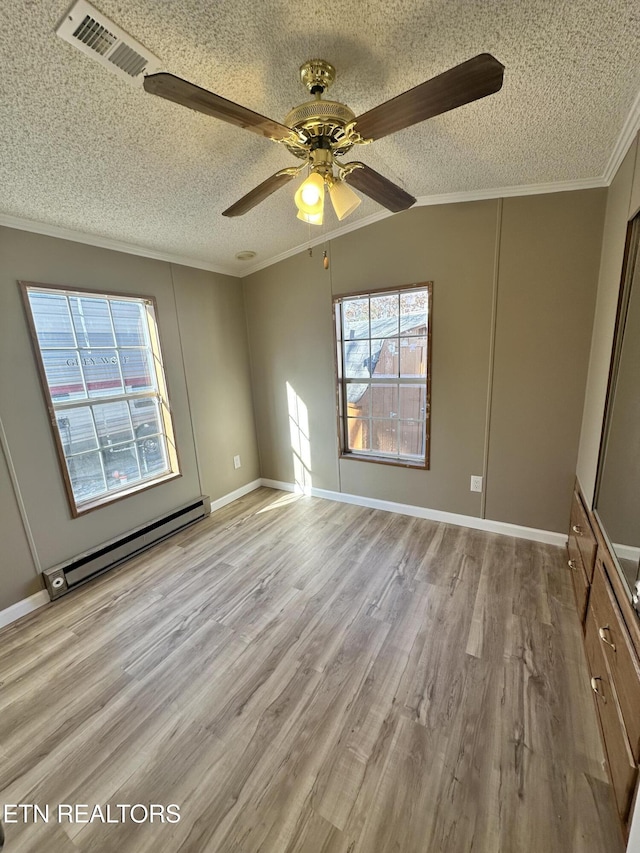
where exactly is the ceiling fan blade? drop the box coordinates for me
[222,169,300,217]
[354,53,504,141]
[343,164,416,213]
[143,73,295,143]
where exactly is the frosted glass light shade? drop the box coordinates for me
[329,179,361,220]
[294,172,325,215]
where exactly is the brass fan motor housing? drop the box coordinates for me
[284,99,358,158]
[300,59,336,94]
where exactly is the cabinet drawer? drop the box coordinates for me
[567,538,589,623]
[591,554,640,761]
[570,491,597,581]
[585,611,637,822]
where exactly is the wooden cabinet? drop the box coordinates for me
[591,553,640,762]
[568,484,640,836]
[571,488,597,580]
[585,581,638,821]
[567,489,596,622]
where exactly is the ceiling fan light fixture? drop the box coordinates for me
[294,172,325,216]
[329,179,361,221]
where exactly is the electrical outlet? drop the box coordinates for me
[233,455,241,469]
[470,475,483,493]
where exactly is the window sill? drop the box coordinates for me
[339,452,429,471]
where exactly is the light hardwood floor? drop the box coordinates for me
[0,488,624,852]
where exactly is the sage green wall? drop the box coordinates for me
[485,191,606,531]
[331,201,498,516]
[576,136,639,506]
[171,263,260,496]
[244,190,606,533]
[0,438,41,608]
[242,249,340,492]
[0,227,259,611]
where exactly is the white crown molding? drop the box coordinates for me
[0,590,49,631]
[242,207,395,276]
[260,479,567,547]
[0,213,240,278]
[603,89,640,185]
[415,176,607,204]
[1,124,635,282]
[240,175,607,277]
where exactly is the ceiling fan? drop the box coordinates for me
[143,53,504,225]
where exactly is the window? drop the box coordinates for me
[334,283,432,468]
[21,282,180,515]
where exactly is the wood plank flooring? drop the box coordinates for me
[0,487,624,852]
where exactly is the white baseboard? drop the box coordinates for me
[0,477,565,632]
[1,481,263,631]
[0,589,49,631]
[260,479,567,547]
[260,478,299,494]
[612,542,640,562]
[209,478,262,513]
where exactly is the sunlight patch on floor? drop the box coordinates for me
[256,491,303,513]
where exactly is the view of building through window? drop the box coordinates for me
[334,284,432,467]
[22,284,179,514]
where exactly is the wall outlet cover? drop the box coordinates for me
[470,475,483,492]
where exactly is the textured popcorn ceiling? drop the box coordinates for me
[1,0,638,275]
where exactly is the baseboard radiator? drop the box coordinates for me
[42,495,210,600]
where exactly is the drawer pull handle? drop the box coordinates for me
[598,626,616,652]
[591,676,606,702]
[572,524,583,535]
[567,560,578,571]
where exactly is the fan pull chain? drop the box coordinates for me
[322,214,329,270]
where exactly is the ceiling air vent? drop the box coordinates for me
[56,0,161,86]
